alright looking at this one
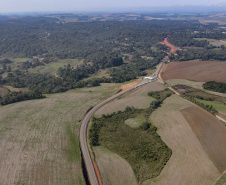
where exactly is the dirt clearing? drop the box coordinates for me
[181,106,226,172]
[95,82,165,116]
[162,61,226,82]
[0,87,8,97]
[0,91,103,185]
[144,95,220,185]
[159,38,181,53]
[119,79,140,91]
[4,85,29,93]
[93,146,137,185]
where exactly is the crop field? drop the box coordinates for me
[162,61,226,82]
[93,146,138,185]
[194,38,226,47]
[0,89,105,185]
[166,79,204,89]
[95,82,165,116]
[145,95,220,185]
[195,99,226,114]
[181,106,226,172]
[28,59,83,75]
[173,85,226,104]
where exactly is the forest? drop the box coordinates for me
[1,17,226,95]
[203,81,226,93]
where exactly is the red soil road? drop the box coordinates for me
[181,106,226,172]
[92,159,102,185]
[162,61,226,82]
[159,38,181,53]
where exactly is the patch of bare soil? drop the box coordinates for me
[159,38,181,53]
[162,61,226,82]
[119,79,140,91]
[181,106,226,172]
[4,85,29,93]
[144,95,220,185]
[0,87,8,97]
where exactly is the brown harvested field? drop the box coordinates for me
[95,82,165,116]
[144,95,220,185]
[0,90,104,185]
[0,87,8,97]
[181,106,226,172]
[93,146,137,185]
[162,61,226,82]
[159,38,181,53]
[4,85,29,92]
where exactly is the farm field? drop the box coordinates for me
[95,82,165,116]
[162,61,226,82]
[181,106,226,172]
[93,146,138,185]
[166,79,226,98]
[194,38,226,47]
[0,88,106,185]
[144,95,220,185]
[195,99,226,114]
[28,59,83,75]
[166,79,204,89]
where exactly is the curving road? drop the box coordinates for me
[79,62,164,185]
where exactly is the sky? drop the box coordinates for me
[0,0,226,13]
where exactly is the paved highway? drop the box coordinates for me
[79,62,163,185]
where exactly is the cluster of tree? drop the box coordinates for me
[183,95,218,115]
[0,91,45,105]
[203,81,226,93]
[170,48,226,61]
[1,71,70,93]
[21,58,44,69]
[168,33,209,47]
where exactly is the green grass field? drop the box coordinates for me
[216,173,226,185]
[195,99,226,114]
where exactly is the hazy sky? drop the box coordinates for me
[1,0,226,13]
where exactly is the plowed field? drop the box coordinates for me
[162,61,226,82]
[181,106,226,172]
[0,91,103,185]
[144,95,220,185]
